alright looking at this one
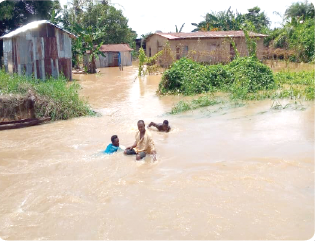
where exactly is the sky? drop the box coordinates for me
[60,0,310,37]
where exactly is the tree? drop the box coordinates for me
[264,1,314,62]
[0,0,60,36]
[285,0,315,21]
[72,24,105,73]
[244,7,270,32]
[191,6,269,32]
[79,3,137,46]
[61,1,137,70]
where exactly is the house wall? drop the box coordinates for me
[145,34,265,64]
[145,34,168,57]
[3,23,73,80]
[120,51,132,66]
[170,38,230,63]
[85,51,132,68]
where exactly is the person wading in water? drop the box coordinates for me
[148,120,171,132]
[124,120,157,161]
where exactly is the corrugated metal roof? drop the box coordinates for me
[0,20,76,39]
[152,31,268,40]
[99,44,133,52]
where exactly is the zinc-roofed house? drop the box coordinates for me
[84,44,133,68]
[1,20,76,80]
[145,31,268,64]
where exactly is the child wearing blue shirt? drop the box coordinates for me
[104,135,122,154]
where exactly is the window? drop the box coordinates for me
[149,48,151,57]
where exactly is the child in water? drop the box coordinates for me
[148,120,171,132]
[103,135,123,154]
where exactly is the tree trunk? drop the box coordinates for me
[88,53,97,74]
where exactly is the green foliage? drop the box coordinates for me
[0,70,94,120]
[0,0,60,36]
[289,18,314,62]
[228,57,275,92]
[273,70,314,101]
[159,57,274,97]
[61,1,137,69]
[284,0,315,21]
[191,6,269,32]
[242,29,258,58]
[274,70,315,85]
[266,2,314,62]
[244,6,270,32]
[138,47,147,76]
[138,42,175,76]
[159,58,229,95]
[175,23,185,32]
[229,38,239,58]
[72,24,105,73]
[62,2,136,47]
[0,0,60,57]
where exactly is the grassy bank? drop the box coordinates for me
[158,57,314,114]
[0,70,94,120]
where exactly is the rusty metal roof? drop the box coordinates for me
[0,20,76,39]
[151,31,268,40]
[99,44,133,52]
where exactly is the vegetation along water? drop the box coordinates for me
[0,0,314,240]
[0,71,94,120]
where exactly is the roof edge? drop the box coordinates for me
[0,20,77,39]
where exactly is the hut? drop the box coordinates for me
[145,31,268,64]
[0,20,76,80]
[84,44,133,68]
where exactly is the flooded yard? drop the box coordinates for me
[0,65,313,239]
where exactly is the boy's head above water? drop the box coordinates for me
[163,120,170,130]
[111,135,119,147]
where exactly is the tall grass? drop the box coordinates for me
[0,70,95,120]
[170,96,222,114]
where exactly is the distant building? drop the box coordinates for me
[1,20,76,80]
[135,38,146,52]
[145,31,268,64]
[84,44,133,68]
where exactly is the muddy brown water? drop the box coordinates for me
[0,65,314,240]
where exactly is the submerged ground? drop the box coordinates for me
[0,63,313,239]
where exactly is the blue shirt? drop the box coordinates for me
[103,144,122,154]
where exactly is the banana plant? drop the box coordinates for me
[72,23,105,73]
[175,23,185,32]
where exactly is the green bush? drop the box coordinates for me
[159,57,275,98]
[159,58,230,95]
[0,70,94,120]
[228,57,275,93]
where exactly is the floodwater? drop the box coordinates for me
[0,64,314,240]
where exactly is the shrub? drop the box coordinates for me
[159,57,275,98]
[159,58,229,95]
[228,57,275,93]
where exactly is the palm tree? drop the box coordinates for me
[285,0,315,21]
[191,7,244,32]
[175,23,185,32]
